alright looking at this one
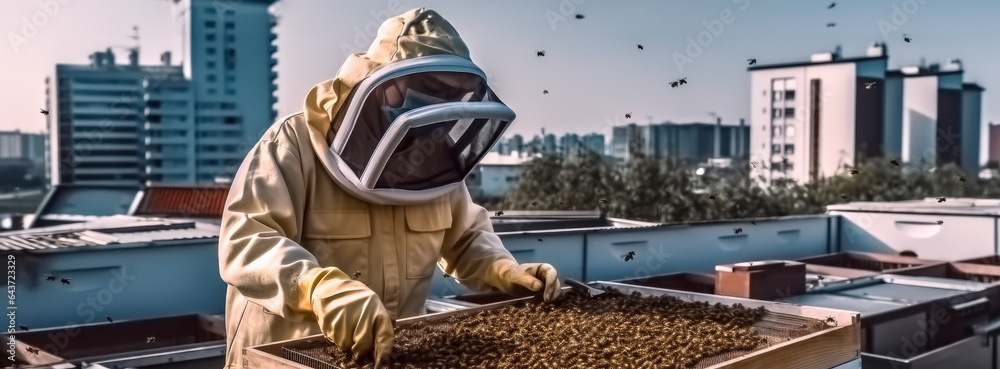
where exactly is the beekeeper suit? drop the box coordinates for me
[219,8,561,368]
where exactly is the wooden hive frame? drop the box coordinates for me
[244,283,860,369]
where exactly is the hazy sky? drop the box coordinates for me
[2,0,998,140]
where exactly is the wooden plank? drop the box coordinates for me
[712,325,858,369]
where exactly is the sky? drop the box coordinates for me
[2,0,998,142]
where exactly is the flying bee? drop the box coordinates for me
[937,197,947,203]
[60,277,71,285]
[827,2,836,9]
[530,200,538,207]
[850,169,859,176]
[959,176,967,182]
[537,238,543,242]
[840,194,848,200]
[733,228,743,235]
[636,44,644,50]
[39,108,49,116]
[679,77,688,85]
[575,14,584,19]
[622,251,636,262]
[19,324,28,331]
[495,210,504,216]
[352,271,362,280]
[625,112,631,119]
[599,198,608,207]
[827,22,836,27]
[147,336,156,343]
[865,82,877,90]
[106,315,113,323]
[937,220,944,225]
[903,35,912,43]
[747,58,756,66]
[824,316,837,326]
[707,193,718,200]
[750,220,757,225]
[44,274,57,281]
[442,273,451,279]
[750,161,758,168]
[670,81,679,88]
[891,159,901,166]
[26,347,40,355]
[543,90,549,95]
[536,50,546,57]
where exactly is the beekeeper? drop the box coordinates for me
[218,8,561,368]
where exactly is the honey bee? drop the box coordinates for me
[147,336,156,343]
[352,271,362,280]
[26,347,40,355]
[824,316,837,326]
[622,251,636,262]
[495,210,504,216]
[107,315,114,323]
[733,228,743,235]
[60,277,71,285]
[44,274,57,281]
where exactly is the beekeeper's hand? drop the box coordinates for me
[491,259,562,302]
[297,267,394,364]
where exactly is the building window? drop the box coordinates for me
[207,88,217,95]
[786,126,796,137]
[225,22,235,29]
[505,176,518,183]
[772,109,782,118]
[224,10,235,16]
[205,21,216,28]
[207,74,217,82]
[772,91,783,101]
[785,90,796,100]
[207,61,216,69]
[226,75,235,83]
[785,145,795,155]
[206,33,216,41]
[221,102,236,109]
[205,7,216,14]
[784,108,795,118]
[206,47,217,55]
[772,126,783,138]
[226,35,235,43]
[772,145,782,154]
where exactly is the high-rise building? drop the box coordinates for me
[558,133,579,156]
[47,0,279,186]
[542,134,557,154]
[48,50,184,186]
[174,0,279,182]
[611,122,748,165]
[750,43,985,185]
[748,44,888,185]
[988,123,1000,167]
[581,133,605,156]
[508,134,524,156]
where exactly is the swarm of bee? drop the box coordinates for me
[313,288,782,368]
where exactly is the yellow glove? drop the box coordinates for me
[490,259,562,302]
[297,267,394,364]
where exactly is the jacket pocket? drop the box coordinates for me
[301,210,371,284]
[404,202,452,279]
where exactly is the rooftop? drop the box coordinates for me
[747,55,886,71]
[0,215,219,252]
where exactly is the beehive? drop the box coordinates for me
[245,282,860,369]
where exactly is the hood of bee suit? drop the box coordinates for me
[302,8,471,178]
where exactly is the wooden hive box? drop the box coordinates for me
[245,282,860,369]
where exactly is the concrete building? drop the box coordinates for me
[748,44,888,185]
[750,43,986,185]
[542,133,557,154]
[581,133,605,156]
[0,131,44,163]
[989,123,1000,167]
[465,152,527,199]
[883,59,983,175]
[47,51,184,186]
[508,134,525,156]
[47,0,279,186]
[611,121,748,165]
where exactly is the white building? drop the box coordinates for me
[749,43,985,185]
[884,60,983,175]
[466,152,527,199]
[749,44,887,185]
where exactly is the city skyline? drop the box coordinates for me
[2,0,997,141]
